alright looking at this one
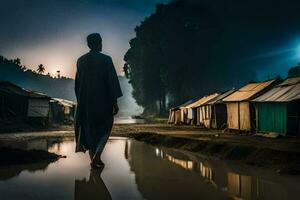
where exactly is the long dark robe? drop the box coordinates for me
[75,50,122,153]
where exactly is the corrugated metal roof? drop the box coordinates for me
[52,98,76,107]
[253,77,300,102]
[278,76,300,86]
[170,99,195,110]
[205,89,236,105]
[0,81,50,99]
[179,99,196,108]
[223,79,277,102]
[185,93,219,108]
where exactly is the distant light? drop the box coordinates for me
[155,148,160,156]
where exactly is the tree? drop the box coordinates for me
[56,70,61,79]
[124,0,269,116]
[37,64,45,74]
[288,63,300,78]
[21,65,27,71]
[124,1,224,115]
[13,58,21,65]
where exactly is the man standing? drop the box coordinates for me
[75,33,122,169]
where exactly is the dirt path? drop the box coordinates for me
[113,124,300,153]
[1,124,300,153]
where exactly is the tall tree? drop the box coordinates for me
[56,70,61,79]
[13,58,21,65]
[37,64,45,74]
[124,1,224,114]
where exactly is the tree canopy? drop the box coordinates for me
[124,1,252,115]
[37,64,46,74]
[288,63,300,78]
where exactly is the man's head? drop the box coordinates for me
[87,33,102,51]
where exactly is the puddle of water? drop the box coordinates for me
[0,137,299,200]
[114,117,145,124]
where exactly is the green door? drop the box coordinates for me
[257,103,287,135]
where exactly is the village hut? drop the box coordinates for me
[50,98,76,123]
[222,78,279,132]
[184,93,219,126]
[168,100,195,125]
[0,81,51,123]
[199,89,236,129]
[252,77,300,136]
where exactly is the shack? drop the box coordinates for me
[168,100,195,125]
[50,98,76,123]
[184,93,219,126]
[252,77,300,136]
[223,79,279,132]
[0,81,50,123]
[199,89,236,129]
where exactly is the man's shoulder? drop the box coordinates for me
[78,52,112,62]
[77,53,90,63]
[98,53,112,62]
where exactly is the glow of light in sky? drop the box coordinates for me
[296,44,300,61]
[0,1,171,79]
[6,27,128,78]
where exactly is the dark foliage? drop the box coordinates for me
[124,0,300,115]
[124,1,254,115]
[288,63,300,78]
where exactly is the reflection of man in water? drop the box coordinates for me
[75,169,111,200]
[75,33,123,169]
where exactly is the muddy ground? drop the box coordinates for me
[1,123,300,174]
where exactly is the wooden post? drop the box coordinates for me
[238,102,240,132]
[255,103,258,134]
[214,104,217,129]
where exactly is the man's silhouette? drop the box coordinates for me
[75,169,112,200]
[75,33,122,169]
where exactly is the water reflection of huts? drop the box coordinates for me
[168,76,300,136]
[0,162,50,181]
[0,138,63,181]
[125,140,229,199]
[125,140,300,200]
[0,138,72,181]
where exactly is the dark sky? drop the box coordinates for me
[1,0,300,79]
[0,0,170,77]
